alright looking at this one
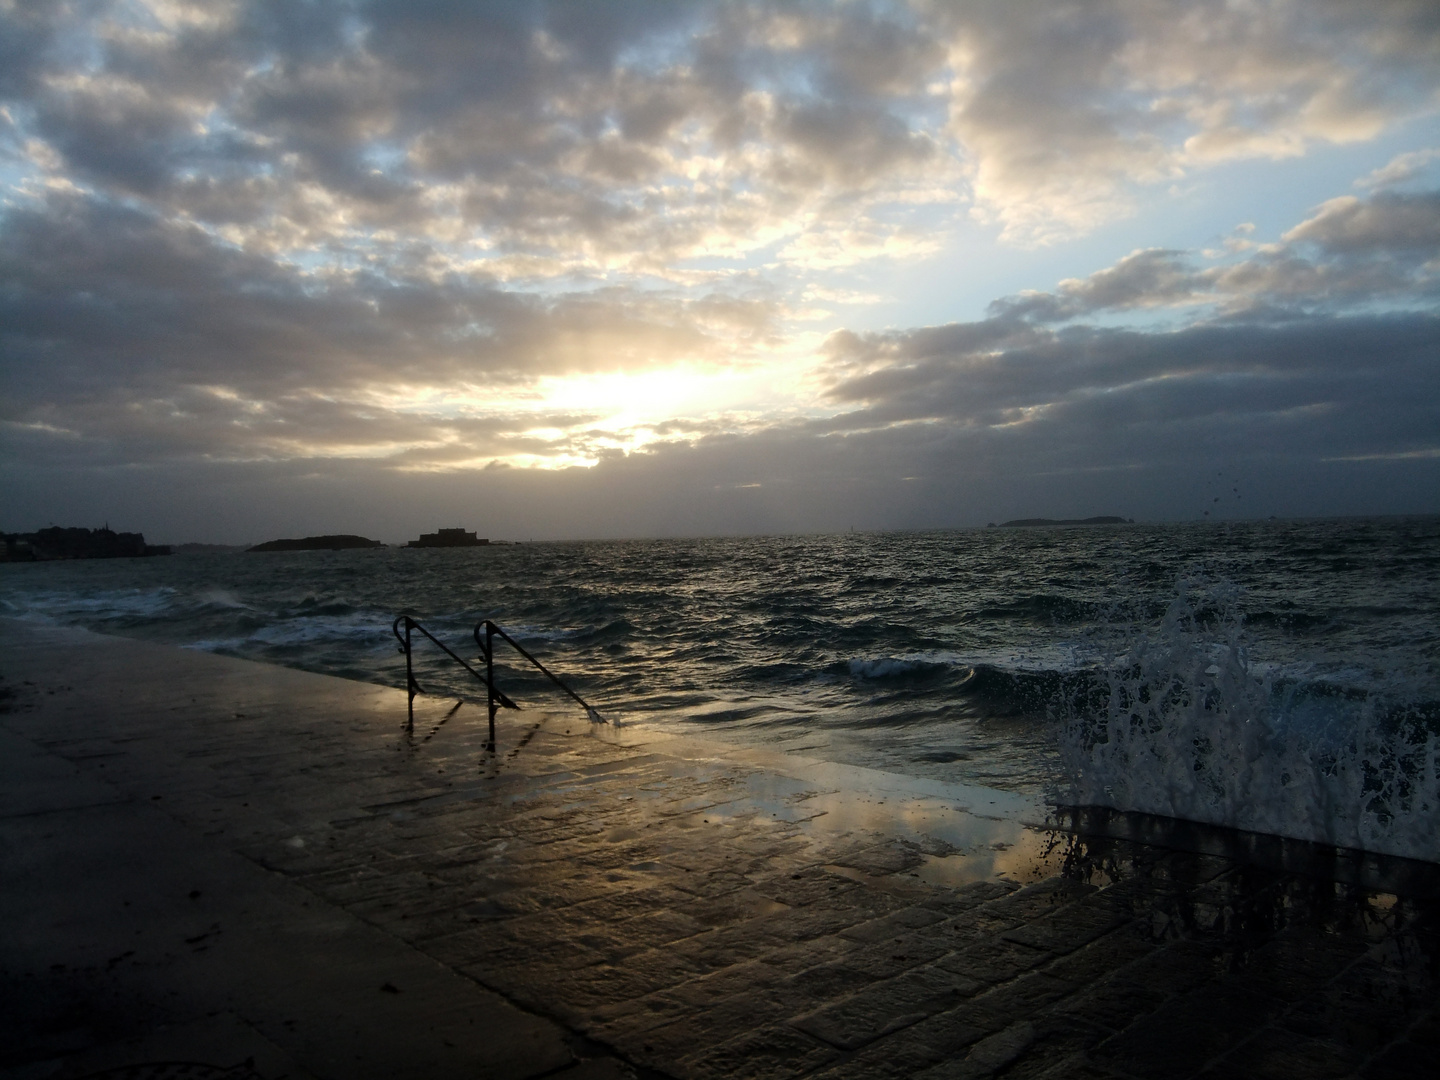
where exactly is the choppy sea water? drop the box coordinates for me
[2,518,1437,860]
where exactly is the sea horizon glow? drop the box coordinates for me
[1,1,1437,544]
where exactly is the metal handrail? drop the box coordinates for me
[475,620,605,736]
[391,614,602,752]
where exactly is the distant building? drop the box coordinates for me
[407,528,489,548]
[1,526,170,561]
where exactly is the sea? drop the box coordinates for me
[2,517,1437,861]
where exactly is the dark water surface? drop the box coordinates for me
[4,518,1435,792]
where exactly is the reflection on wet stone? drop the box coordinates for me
[3,624,1437,1079]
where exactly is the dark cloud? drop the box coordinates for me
[2,2,1438,538]
[823,313,1439,453]
[0,190,777,479]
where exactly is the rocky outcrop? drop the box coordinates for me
[247,534,383,552]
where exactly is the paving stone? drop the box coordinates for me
[765,959,877,1011]
[839,904,950,943]
[1277,955,1433,1053]
[935,936,1053,985]
[1360,1038,1438,1080]
[583,988,696,1038]
[658,958,792,1009]
[791,965,987,1050]
[1000,895,1134,955]
[679,1022,842,1080]
[996,1016,1113,1080]
[893,1005,995,1059]
[1048,970,1173,1035]
[610,993,798,1066]
[6,621,1439,1080]
[670,868,756,898]
[832,841,928,877]
[1036,921,1155,989]
[837,932,953,980]
[1229,927,1371,1003]
[1204,1025,1364,1080]
[1407,1007,1440,1047]
[806,1034,953,1079]
[665,922,794,973]
[759,902,876,943]
[1090,984,1280,1079]
[914,1019,1035,1079]
[758,935,863,976]
[982,879,1096,923]
[752,866,863,906]
[956,972,1080,1033]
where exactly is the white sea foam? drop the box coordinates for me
[1056,576,1440,863]
[848,657,924,678]
[197,588,248,609]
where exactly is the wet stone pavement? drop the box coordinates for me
[2,620,1438,1080]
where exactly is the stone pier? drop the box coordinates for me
[1,620,1436,1079]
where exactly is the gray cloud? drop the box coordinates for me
[7,309,1437,541]
[987,249,1199,322]
[0,190,778,475]
[9,0,1432,265]
[2,1,1439,539]
[981,184,1440,325]
[1283,190,1440,254]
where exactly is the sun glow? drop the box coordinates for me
[354,353,825,473]
[532,364,777,426]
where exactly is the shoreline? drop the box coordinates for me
[3,620,1437,1079]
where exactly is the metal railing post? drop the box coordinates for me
[404,617,415,733]
[484,620,497,752]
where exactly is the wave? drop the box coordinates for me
[848,656,935,679]
[4,519,1434,832]
[1055,575,1439,863]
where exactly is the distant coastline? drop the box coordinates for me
[1,526,170,562]
[247,534,383,552]
[989,516,1134,527]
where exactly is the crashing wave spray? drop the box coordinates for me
[1055,575,1440,863]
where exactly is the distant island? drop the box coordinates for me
[990,516,1134,527]
[247,534,383,552]
[406,528,489,548]
[0,526,170,562]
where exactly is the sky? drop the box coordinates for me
[1,0,1438,544]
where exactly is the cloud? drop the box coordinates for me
[0,190,781,473]
[2,2,1439,538]
[978,184,1440,324]
[1356,147,1440,189]
[8,303,1437,541]
[1283,190,1440,254]
[932,0,1440,242]
[7,0,1435,271]
[988,249,1203,322]
[822,313,1439,449]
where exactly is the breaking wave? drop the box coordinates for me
[1055,575,1440,862]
